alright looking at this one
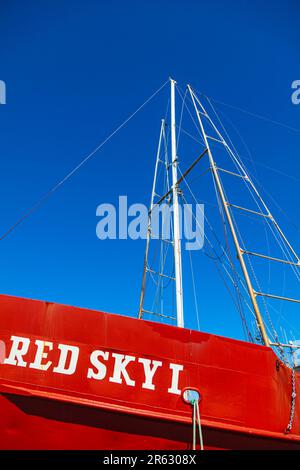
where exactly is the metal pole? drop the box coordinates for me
[188,85,270,347]
[170,78,184,328]
[138,120,165,319]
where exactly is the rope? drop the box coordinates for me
[0,79,169,242]
[192,400,197,450]
[192,400,204,450]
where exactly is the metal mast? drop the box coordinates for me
[139,80,300,351]
[170,78,184,328]
[138,79,185,327]
[188,84,270,346]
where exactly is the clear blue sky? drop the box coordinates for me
[0,0,299,342]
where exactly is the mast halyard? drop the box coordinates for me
[170,78,184,328]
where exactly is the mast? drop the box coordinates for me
[138,81,184,326]
[139,79,299,351]
[188,85,270,347]
[170,78,184,328]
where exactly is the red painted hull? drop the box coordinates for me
[0,294,299,450]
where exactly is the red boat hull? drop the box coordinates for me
[0,294,299,450]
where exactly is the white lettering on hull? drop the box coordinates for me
[168,363,184,395]
[87,350,109,380]
[1,335,184,396]
[3,336,30,367]
[29,340,53,371]
[138,358,162,391]
[109,353,136,386]
[53,344,79,375]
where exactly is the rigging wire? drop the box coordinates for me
[176,85,204,145]
[148,119,176,321]
[178,83,296,312]
[249,171,300,235]
[211,175,252,341]
[192,89,300,135]
[178,118,300,204]
[175,84,299,350]
[187,87,300,348]
[202,94,298,350]
[243,157,300,184]
[175,126,205,147]
[204,96,300,273]
[201,93,300,277]
[205,97,277,335]
[187,245,201,331]
[206,99,300,243]
[178,161,255,338]
[0,79,169,242]
[208,103,285,304]
[181,191,254,341]
[176,88,187,151]
[207,99,281,342]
